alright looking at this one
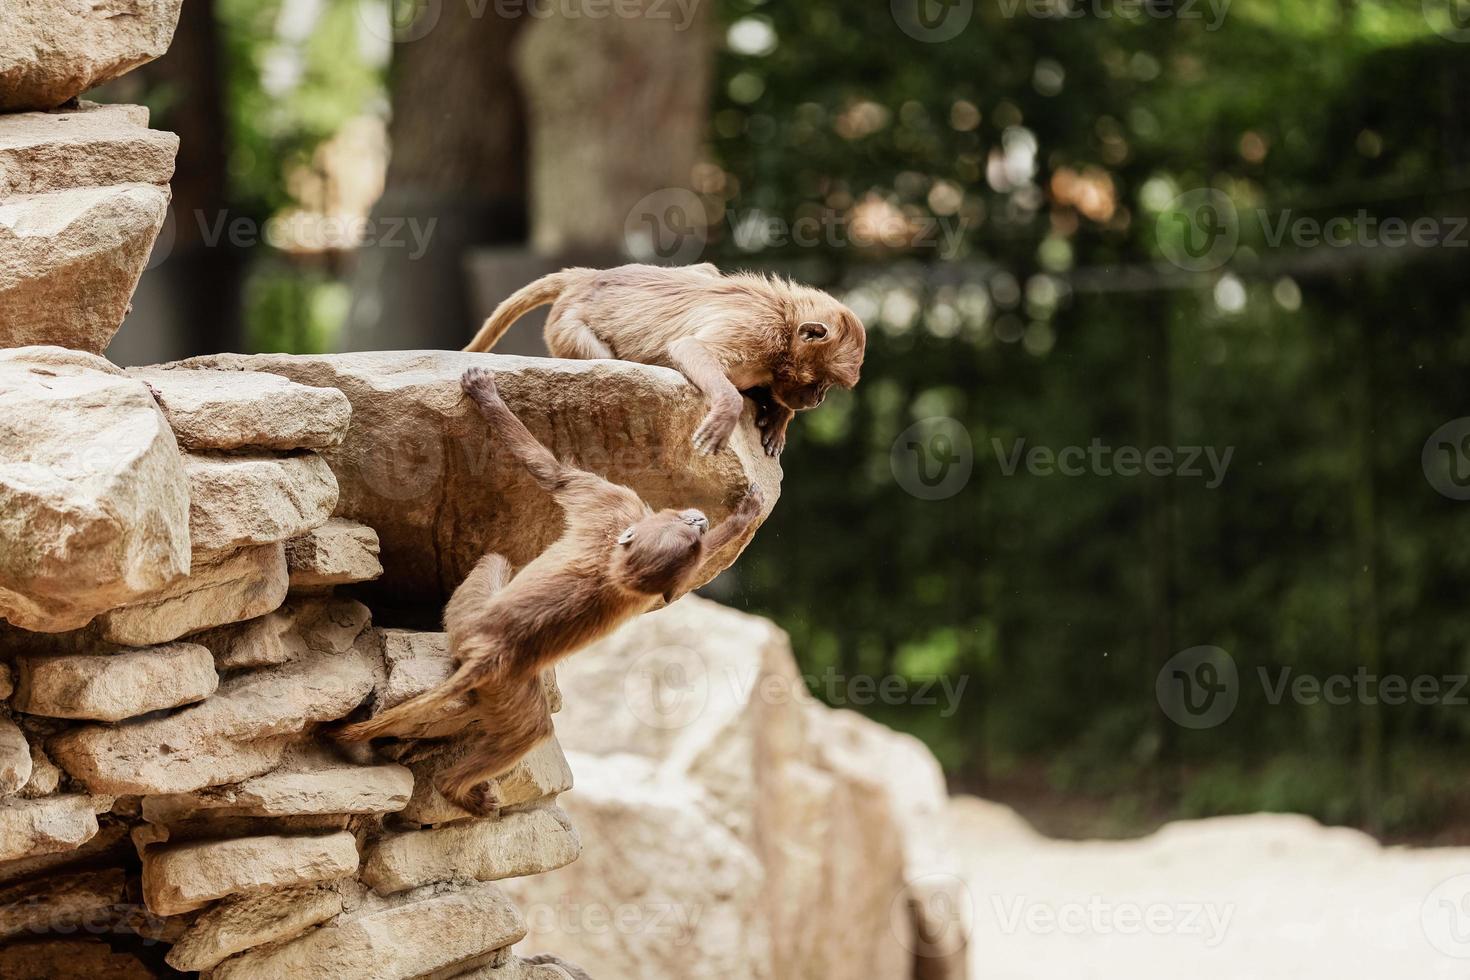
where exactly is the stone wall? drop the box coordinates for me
[0,9,970,979]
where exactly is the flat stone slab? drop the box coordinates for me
[286,518,383,591]
[12,641,217,722]
[143,760,412,821]
[0,102,177,195]
[128,367,351,451]
[209,880,526,980]
[0,0,183,112]
[141,830,359,916]
[184,453,338,553]
[164,351,781,610]
[362,804,580,895]
[0,793,108,862]
[165,883,344,972]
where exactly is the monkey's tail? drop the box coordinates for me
[463,271,573,352]
[337,653,498,742]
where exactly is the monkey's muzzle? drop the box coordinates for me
[680,511,710,534]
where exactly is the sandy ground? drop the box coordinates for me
[944,798,1470,979]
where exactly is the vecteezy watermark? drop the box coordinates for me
[1157,646,1470,730]
[624,188,709,264]
[1424,874,1470,958]
[1158,191,1469,273]
[892,873,974,960]
[992,438,1234,489]
[1423,417,1470,501]
[891,417,975,501]
[1156,646,1239,729]
[1423,0,1470,43]
[357,0,699,44]
[522,897,704,946]
[621,645,971,732]
[987,894,1235,947]
[193,211,437,260]
[996,0,1230,30]
[890,0,973,43]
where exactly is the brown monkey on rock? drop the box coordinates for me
[462,263,866,457]
[338,367,765,815]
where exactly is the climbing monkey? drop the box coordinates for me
[338,367,765,815]
[462,264,866,458]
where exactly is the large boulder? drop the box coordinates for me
[163,352,782,609]
[0,102,177,196]
[0,183,172,354]
[0,347,190,633]
[126,366,351,451]
[0,0,183,112]
[505,597,948,980]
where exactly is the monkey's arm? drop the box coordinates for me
[662,484,765,605]
[753,392,795,458]
[669,336,745,455]
[462,368,619,500]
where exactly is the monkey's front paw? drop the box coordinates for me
[461,367,500,404]
[692,408,738,455]
[440,776,503,817]
[761,426,786,457]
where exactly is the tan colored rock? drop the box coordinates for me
[0,716,30,795]
[504,753,771,979]
[0,661,12,699]
[363,804,580,895]
[165,883,344,972]
[0,184,171,354]
[96,543,289,647]
[0,347,190,633]
[209,880,526,980]
[0,793,105,861]
[0,939,156,980]
[0,102,177,195]
[142,830,359,916]
[167,351,780,607]
[144,760,412,822]
[185,453,338,553]
[195,596,369,671]
[12,642,216,722]
[50,634,376,794]
[402,736,574,826]
[0,819,127,884]
[535,597,928,980]
[0,867,125,940]
[286,518,382,591]
[457,953,587,980]
[18,742,60,798]
[0,0,184,111]
[129,366,351,450]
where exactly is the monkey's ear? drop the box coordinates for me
[616,527,636,546]
[798,321,829,342]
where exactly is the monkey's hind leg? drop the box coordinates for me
[545,316,613,360]
[435,673,554,816]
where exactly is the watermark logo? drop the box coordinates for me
[358,0,442,43]
[1157,189,1238,273]
[624,188,708,265]
[989,894,1234,946]
[1156,645,1238,729]
[891,417,974,500]
[1424,0,1470,42]
[1423,874,1470,958]
[893,873,974,959]
[623,645,711,730]
[356,434,445,502]
[891,0,973,42]
[1423,418,1470,501]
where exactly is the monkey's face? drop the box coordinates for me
[774,296,866,411]
[613,509,710,600]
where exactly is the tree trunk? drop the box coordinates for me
[514,1,712,262]
[344,6,528,351]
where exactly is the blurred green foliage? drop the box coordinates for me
[708,0,1470,836]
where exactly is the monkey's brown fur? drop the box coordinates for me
[338,367,764,815]
[463,263,866,457]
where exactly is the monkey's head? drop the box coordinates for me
[611,508,710,601]
[773,291,866,412]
